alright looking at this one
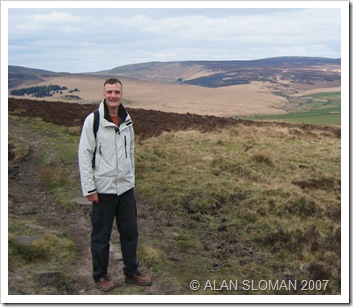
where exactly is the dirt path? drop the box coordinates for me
[8,128,130,295]
[8,129,173,296]
[9,132,95,294]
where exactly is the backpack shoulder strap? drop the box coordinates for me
[92,109,99,169]
[93,109,99,138]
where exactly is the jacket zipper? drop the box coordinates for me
[124,136,127,159]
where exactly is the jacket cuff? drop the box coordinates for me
[87,188,97,195]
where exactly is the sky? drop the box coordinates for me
[4,2,344,74]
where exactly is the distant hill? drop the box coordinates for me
[8,57,341,118]
[8,66,60,88]
[92,57,341,88]
[9,57,341,99]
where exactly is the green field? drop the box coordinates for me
[245,92,341,125]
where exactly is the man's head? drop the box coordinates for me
[103,78,123,111]
[104,78,123,88]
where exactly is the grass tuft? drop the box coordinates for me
[138,243,166,268]
[9,233,76,263]
[249,153,274,166]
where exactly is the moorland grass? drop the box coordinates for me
[8,115,341,295]
[135,123,341,294]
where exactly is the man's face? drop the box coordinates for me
[104,82,123,109]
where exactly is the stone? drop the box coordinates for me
[12,235,42,246]
[299,264,308,272]
[73,196,92,215]
[73,196,92,207]
[25,223,44,230]
[34,270,61,285]
[48,230,64,236]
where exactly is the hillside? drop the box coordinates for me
[93,57,341,92]
[8,57,341,118]
[7,74,290,118]
[9,56,340,91]
[8,98,341,298]
[8,66,59,88]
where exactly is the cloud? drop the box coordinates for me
[7,7,342,73]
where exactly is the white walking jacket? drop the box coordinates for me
[78,100,135,196]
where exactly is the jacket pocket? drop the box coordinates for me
[90,203,102,229]
[97,143,102,168]
[95,141,116,177]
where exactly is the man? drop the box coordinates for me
[78,78,151,292]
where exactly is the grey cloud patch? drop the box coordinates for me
[8,8,341,73]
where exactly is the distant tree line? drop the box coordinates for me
[10,84,70,98]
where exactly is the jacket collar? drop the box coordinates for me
[101,99,129,124]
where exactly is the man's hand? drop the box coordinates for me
[87,193,99,204]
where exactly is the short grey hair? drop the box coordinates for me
[104,78,122,88]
